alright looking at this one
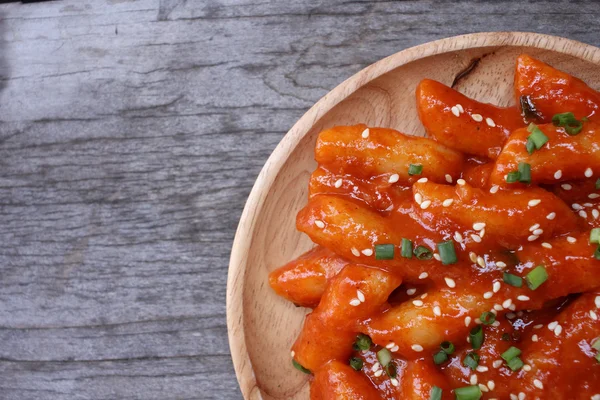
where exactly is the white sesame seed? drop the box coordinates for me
[493,360,503,368]
[510,394,518,400]
[528,199,541,207]
[445,277,456,288]
[471,113,483,122]
[493,281,501,293]
[291,350,295,357]
[573,203,583,210]
[471,234,482,243]
[517,295,530,301]
[567,236,577,243]
[412,300,424,307]
[489,185,499,194]
[390,378,399,386]
[548,321,558,330]
[586,202,595,207]
[480,228,486,238]
[509,304,516,311]
[475,318,482,324]
[546,212,556,220]
[590,193,600,199]
[527,235,539,242]
[349,299,361,306]
[561,183,573,191]
[554,170,562,180]
[519,393,526,400]
[585,167,594,178]
[469,252,477,263]
[361,248,373,256]
[457,104,464,113]
[476,365,489,373]
[361,128,370,138]
[529,223,540,231]
[533,228,543,236]
[470,374,478,385]
[530,334,538,343]
[406,288,417,296]
[315,220,325,228]
[420,293,428,299]
[496,261,507,268]
[351,247,360,257]
[433,253,441,261]
[473,222,486,231]
[595,296,600,308]
[593,209,600,219]
[445,174,453,183]
[506,312,516,319]
[479,383,489,392]
[502,299,513,309]
[417,177,428,183]
[388,174,400,184]
[451,106,460,117]
[411,344,423,352]
[533,379,544,389]
[476,256,485,268]
[390,345,399,352]
[485,117,496,127]
[484,291,493,299]
[414,193,423,205]
[356,290,365,303]
[490,309,497,316]
[374,369,383,377]
[419,272,428,280]
[533,324,543,329]
[541,242,552,249]
[591,311,598,320]
[334,178,343,188]
[457,179,466,186]
[442,198,454,207]
[371,362,380,372]
[433,306,442,316]
[465,316,472,327]
[454,231,463,242]
[385,342,395,349]
[591,395,600,400]
[580,210,589,218]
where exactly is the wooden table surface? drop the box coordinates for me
[1,1,599,399]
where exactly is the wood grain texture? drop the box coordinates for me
[1,1,600,399]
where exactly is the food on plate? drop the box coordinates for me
[269,55,600,399]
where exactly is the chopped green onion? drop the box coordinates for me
[349,357,363,371]
[507,356,524,371]
[501,346,522,362]
[552,112,583,135]
[430,386,443,400]
[292,359,311,374]
[437,241,457,265]
[376,348,392,367]
[385,361,397,378]
[596,178,600,190]
[353,334,372,351]
[506,171,521,183]
[433,350,448,365]
[526,122,537,132]
[595,352,600,363]
[590,228,600,244]
[401,238,413,259]
[375,244,394,260]
[518,162,531,184]
[501,333,511,341]
[463,352,480,370]
[525,265,548,290]
[503,272,523,288]
[408,164,423,176]
[469,325,484,350]
[440,341,455,355]
[594,245,600,260]
[480,311,496,325]
[526,124,549,154]
[525,138,536,155]
[414,245,433,260]
[454,385,482,400]
[592,338,600,351]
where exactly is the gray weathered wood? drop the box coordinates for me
[0,1,599,399]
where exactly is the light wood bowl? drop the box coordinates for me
[227,32,600,399]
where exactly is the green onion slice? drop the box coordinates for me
[401,238,413,259]
[507,356,524,371]
[596,178,600,190]
[480,311,496,325]
[469,325,484,350]
[591,338,600,351]
[552,112,584,135]
[414,245,433,260]
[506,171,521,183]
[518,162,531,184]
[408,164,423,176]
[525,265,548,290]
[594,245,600,260]
[503,272,523,288]
[385,361,397,378]
[454,385,482,400]
[595,352,600,363]
[376,348,392,367]
[430,386,443,400]
[433,350,448,365]
[440,341,455,355]
[591,228,600,244]
[525,139,536,155]
[353,333,372,351]
[463,352,480,370]
[292,359,311,374]
[375,244,394,260]
[437,241,457,265]
[501,346,522,362]
[349,357,363,371]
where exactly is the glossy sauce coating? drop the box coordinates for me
[269,55,600,399]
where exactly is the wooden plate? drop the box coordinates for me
[226,32,600,399]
